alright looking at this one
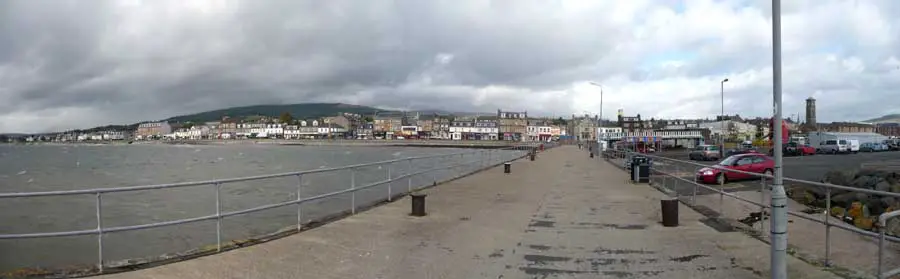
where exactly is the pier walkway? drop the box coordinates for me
[95,146,837,279]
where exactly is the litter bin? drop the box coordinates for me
[630,155,648,182]
[637,162,651,183]
[503,163,511,174]
[661,198,679,227]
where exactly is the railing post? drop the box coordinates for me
[387,163,393,201]
[458,153,464,177]
[350,168,356,214]
[719,172,725,215]
[95,192,104,273]
[432,157,437,184]
[691,166,700,205]
[878,219,885,279]
[824,186,831,266]
[407,158,413,193]
[296,174,303,231]
[672,161,679,197]
[214,182,222,252]
[760,177,766,234]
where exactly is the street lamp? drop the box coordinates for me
[720,78,729,156]
[770,0,788,278]
[590,82,604,150]
[589,82,603,127]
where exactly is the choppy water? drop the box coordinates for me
[0,144,520,272]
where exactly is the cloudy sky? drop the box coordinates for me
[2,0,900,133]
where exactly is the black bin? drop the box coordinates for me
[629,156,648,182]
[504,163,511,174]
[411,193,427,217]
[661,199,679,227]
[637,163,651,183]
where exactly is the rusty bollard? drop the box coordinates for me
[410,193,427,217]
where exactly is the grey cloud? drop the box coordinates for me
[2,1,900,133]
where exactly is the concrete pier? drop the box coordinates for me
[95,146,838,279]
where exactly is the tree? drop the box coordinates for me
[279,112,293,124]
[552,117,567,126]
[363,116,374,123]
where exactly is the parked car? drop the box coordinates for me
[884,139,900,151]
[797,144,816,155]
[771,142,816,156]
[726,147,759,157]
[847,139,860,154]
[689,145,720,161]
[862,142,890,152]
[817,139,850,154]
[696,154,774,185]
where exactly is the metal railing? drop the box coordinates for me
[597,148,900,279]
[0,143,550,275]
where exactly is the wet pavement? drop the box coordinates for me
[94,146,839,279]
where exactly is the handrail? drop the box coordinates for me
[601,148,900,278]
[608,149,900,198]
[0,143,548,274]
[0,146,510,198]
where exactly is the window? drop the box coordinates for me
[751,156,766,164]
[736,157,754,166]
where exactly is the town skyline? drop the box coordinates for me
[4,100,900,135]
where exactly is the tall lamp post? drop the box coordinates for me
[720,78,729,156]
[770,0,788,278]
[589,82,603,150]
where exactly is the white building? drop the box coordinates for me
[526,125,553,141]
[263,124,284,138]
[597,127,623,151]
[698,120,759,141]
[173,126,211,140]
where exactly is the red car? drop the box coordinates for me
[798,144,816,155]
[696,154,774,184]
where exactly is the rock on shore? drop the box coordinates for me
[787,168,900,236]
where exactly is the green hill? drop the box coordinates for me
[864,114,900,123]
[165,103,394,123]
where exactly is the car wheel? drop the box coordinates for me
[716,173,726,185]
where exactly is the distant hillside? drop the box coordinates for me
[864,114,900,123]
[165,103,394,123]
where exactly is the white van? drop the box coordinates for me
[847,139,860,154]
[818,139,849,154]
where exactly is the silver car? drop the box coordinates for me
[689,145,720,161]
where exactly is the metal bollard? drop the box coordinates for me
[503,163,511,174]
[530,152,536,161]
[589,152,594,158]
[661,198,679,227]
[410,193,427,217]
